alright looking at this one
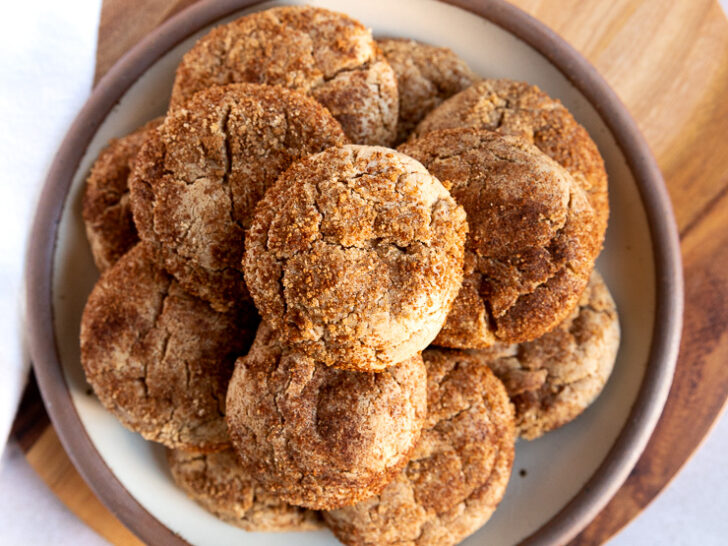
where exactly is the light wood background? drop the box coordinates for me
[12,0,728,544]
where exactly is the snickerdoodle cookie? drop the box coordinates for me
[170,6,398,146]
[378,38,479,143]
[80,243,258,451]
[325,347,515,545]
[399,129,601,348]
[244,144,467,372]
[83,117,162,271]
[225,322,427,510]
[477,270,619,439]
[167,448,322,531]
[129,83,347,311]
[414,78,609,239]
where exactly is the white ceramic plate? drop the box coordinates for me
[28,0,682,544]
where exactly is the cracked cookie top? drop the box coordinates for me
[378,38,479,144]
[399,129,601,348]
[80,242,258,451]
[476,270,620,439]
[83,117,162,272]
[129,83,347,311]
[414,78,609,241]
[243,144,467,372]
[225,322,427,510]
[170,6,399,146]
[325,347,515,545]
[167,448,323,531]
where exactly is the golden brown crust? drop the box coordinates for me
[474,270,620,439]
[82,118,162,271]
[378,38,479,144]
[225,323,427,510]
[244,144,467,371]
[324,348,515,545]
[399,128,601,347]
[80,243,258,451]
[414,78,608,240]
[167,448,323,531]
[170,6,398,145]
[129,83,347,311]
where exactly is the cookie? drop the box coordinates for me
[170,6,398,146]
[477,270,619,439]
[225,322,427,510]
[243,144,467,372]
[399,129,601,348]
[414,78,609,240]
[378,38,479,143]
[129,83,347,311]
[167,448,322,531]
[80,243,258,451]
[325,347,515,545]
[82,117,162,271]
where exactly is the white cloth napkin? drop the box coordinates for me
[0,440,107,545]
[0,1,101,455]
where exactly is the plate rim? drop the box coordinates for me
[25,0,684,544]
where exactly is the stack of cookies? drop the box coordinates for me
[79,6,620,545]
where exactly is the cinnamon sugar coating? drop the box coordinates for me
[378,38,479,144]
[476,270,620,439]
[129,83,347,311]
[225,323,427,510]
[244,144,467,372]
[80,243,258,451]
[414,78,609,240]
[167,448,323,531]
[170,6,398,145]
[82,117,162,271]
[399,129,601,347]
[325,348,515,545]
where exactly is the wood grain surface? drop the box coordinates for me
[13,0,728,544]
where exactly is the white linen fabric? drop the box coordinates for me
[0,440,107,545]
[0,1,101,454]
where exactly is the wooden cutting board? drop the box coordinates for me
[12,0,728,544]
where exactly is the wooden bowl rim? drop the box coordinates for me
[25,0,684,544]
